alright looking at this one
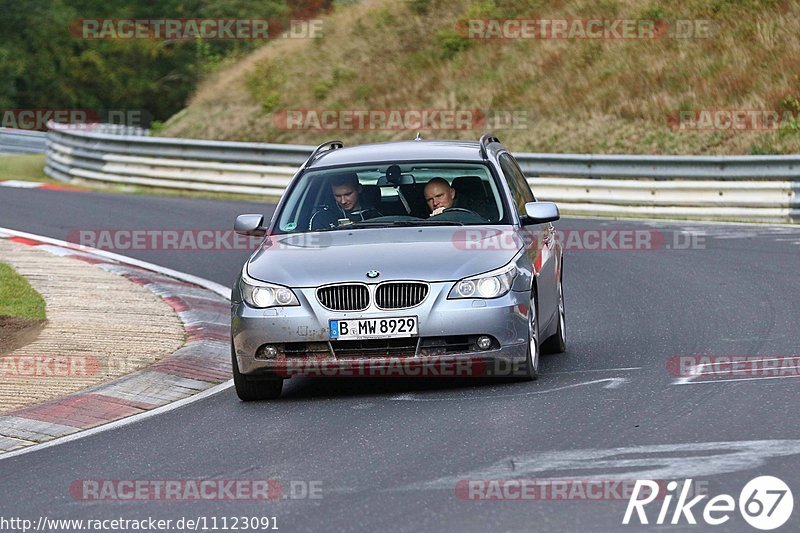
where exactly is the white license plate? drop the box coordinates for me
[329,317,418,340]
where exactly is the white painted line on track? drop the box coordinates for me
[696,356,800,371]
[672,356,800,385]
[390,377,630,402]
[547,366,641,374]
[402,439,800,491]
[674,374,800,385]
[0,180,45,188]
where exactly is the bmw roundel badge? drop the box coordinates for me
[366,270,380,279]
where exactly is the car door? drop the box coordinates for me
[498,153,559,330]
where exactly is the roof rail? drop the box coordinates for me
[479,133,500,159]
[299,140,344,171]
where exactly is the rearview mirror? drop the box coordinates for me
[522,202,560,225]
[376,174,415,186]
[234,214,266,236]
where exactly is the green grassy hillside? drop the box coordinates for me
[161,0,800,154]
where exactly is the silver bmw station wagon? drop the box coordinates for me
[231,135,565,400]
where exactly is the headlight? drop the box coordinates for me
[448,262,517,299]
[240,269,299,308]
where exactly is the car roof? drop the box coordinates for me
[306,139,505,169]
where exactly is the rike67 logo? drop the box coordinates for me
[623,476,793,530]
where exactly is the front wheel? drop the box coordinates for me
[520,294,540,381]
[231,345,283,401]
[542,271,566,354]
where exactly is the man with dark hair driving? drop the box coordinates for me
[330,172,367,217]
[309,172,382,230]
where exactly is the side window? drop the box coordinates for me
[498,153,535,216]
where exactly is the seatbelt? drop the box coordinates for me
[396,187,411,214]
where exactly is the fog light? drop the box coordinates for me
[256,345,279,360]
[476,336,492,350]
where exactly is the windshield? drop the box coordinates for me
[274,162,509,234]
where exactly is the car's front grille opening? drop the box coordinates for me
[375,282,429,309]
[317,284,369,311]
[331,338,418,359]
[283,342,332,357]
[419,336,476,356]
[255,342,332,359]
[257,337,497,361]
[326,336,497,359]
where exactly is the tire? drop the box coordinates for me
[520,293,540,381]
[542,269,566,355]
[231,345,283,401]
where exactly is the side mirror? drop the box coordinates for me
[234,214,266,236]
[522,202,560,225]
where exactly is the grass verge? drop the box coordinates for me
[0,262,46,321]
[0,154,53,183]
[162,0,800,155]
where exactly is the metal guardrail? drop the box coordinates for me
[0,128,47,154]
[44,122,798,222]
[45,123,298,196]
[515,153,800,180]
[2,125,148,154]
[89,124,151,136]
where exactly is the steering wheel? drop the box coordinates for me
[308,207,338,230]
[441,207,482,217]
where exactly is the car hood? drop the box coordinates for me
[246,226,521,287]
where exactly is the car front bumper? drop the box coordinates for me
[232,282,530,378]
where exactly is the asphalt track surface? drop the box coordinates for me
[1,186,799,532]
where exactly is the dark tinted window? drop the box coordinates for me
[498,153,535,216]
[275,162,510,233]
